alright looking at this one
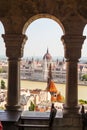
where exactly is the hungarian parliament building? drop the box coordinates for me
[0,49,87,84]
[20,49,66,83]
[20,49,87,84]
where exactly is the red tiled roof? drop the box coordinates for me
[48,80,58,93]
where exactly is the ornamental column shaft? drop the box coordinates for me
[61,35,86,115]
[2,34,27,110]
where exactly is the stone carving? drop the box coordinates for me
[0,0,87,21]
[77,0,87,19]
[54,0,72,18]
[18,0,73,20]
[2,34,27,58]
[19,0,38,17]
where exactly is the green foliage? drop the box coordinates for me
[81,74,87,81]
[29,101,35,111]
[1,80,6,89]
[79,99,87,104]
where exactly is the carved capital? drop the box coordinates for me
[61,35,86,60]
[2,34,27,58]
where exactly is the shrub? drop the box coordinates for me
[79,99,87,104]
[29,101,35,111]
[1,80,6,89]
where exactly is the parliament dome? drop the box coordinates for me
[43,49,52,60]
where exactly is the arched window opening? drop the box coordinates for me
[78,24,87,105]
[0,21,7,110]
[20,18,65,111]
[82,24,87,58]
[0,22,5,57]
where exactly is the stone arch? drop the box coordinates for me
[22,14,65,60]
[20,14,66,108]
[23,18,64,58]
[22,14,65,79]
[21,13,65,103]
[22,14,65,34]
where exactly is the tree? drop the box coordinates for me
[81,74,87,81]
[1,80,6,89]
[29,101,35,111]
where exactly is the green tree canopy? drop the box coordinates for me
[81,74,87,81]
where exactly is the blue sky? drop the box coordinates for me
[0,19,87,58]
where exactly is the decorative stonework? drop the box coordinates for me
[2,34,27,58]
[61,35,86,60]
[0,0,87,21]
[19,0,38,16]
[1,0,87,35]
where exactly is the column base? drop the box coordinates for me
[5,104,21,111]
[63,105,80,117]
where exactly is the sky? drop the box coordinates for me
[0,19,87,59]
[24,18,64,58]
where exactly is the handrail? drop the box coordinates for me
[15,103,57,130]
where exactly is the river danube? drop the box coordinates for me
[0,78,87,100]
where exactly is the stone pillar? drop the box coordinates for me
[61,35,86,115]
[2,34,27,110]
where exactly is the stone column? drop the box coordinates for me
[2,34,27,110]
[61,35,85,115]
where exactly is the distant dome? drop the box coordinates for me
[43,48,52,60]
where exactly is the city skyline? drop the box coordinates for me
[0,19,87,58]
